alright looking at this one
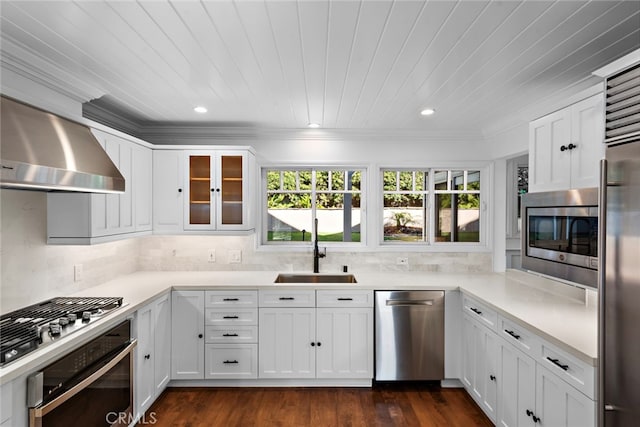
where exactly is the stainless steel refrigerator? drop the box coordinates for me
[598,62,640,427]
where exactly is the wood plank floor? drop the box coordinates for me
[138,383,493,427]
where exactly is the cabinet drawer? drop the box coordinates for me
[205,344,257,379]
[540,340,595,399]
[316,290,373,307]
[205,308,258,325]
[498,315,541,359]
[259,290,315,307]
[463,295,497,331]
[205,326,258,344]
[205,290,257,308]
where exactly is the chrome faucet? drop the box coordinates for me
[313,218,326,273]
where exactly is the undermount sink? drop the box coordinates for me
[274,274,358,284]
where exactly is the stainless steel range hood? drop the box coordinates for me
[1,96,125,193]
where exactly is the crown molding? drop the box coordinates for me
[0,36,104,103]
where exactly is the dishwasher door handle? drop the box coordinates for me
[386,300,434,306]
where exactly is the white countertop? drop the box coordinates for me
[0,269,598,385]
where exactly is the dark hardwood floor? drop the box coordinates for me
[138,383,493,427]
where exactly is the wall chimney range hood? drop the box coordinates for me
[1,96,125,193]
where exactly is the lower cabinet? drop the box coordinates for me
[205,344,258,379]
[497,338,537,427]
[535,365,595,427]
[171,290,259,380]
[258,290,374,380]
[462,314,499,423]
[462,295,595,427]
[171,290,205,380]
[135,293,171,418]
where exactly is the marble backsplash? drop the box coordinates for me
[137,235,493,274]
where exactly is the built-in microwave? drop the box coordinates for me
[521,188,598,288]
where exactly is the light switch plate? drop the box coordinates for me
[74,264,83,282]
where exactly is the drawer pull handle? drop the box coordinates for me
[223,298,239,301]
[526,410,540,423]
[470,307,482,315]
[223,360,239,364]
[337,298,353,301]
[279,297,295,300]
[505,329,521,340]
[547,357,569,371]
[222,333,239,337]
[223,316,239,319]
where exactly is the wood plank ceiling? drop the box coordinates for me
[1,0,639,134]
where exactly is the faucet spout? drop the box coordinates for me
[313,218,326,273]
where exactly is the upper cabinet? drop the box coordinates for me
[47,129,153,244]
[528,94,604,192]
[153,148,255,234]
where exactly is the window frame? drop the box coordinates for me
[261,166,367,248]
[380,166,489,248]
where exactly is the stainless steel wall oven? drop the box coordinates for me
[27,320,136,427]
[521,187,598,288]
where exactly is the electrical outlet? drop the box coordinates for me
[396,257,409,266]
[74,264,83,282]
[208,249,216,263]
[228,249,241,264]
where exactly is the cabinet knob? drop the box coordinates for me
[311,342,315,347]
[216,188,221,192]
[560,145,567,152]
[144,354,151,360]
[568,143,577,150]
[178,188,183,193]
[317,342,321,347]
[198,334,203,339]
[489,375,496,381]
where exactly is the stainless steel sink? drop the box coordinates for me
[274,274,357,284]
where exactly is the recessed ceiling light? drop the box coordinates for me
[420,108,435,116]
[308,123,320,128]
[194,106,208,113]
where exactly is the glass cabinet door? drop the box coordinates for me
[184,151,248,230]
[188,155,212,226]
[220,155,243,225]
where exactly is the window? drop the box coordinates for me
[264,168,364,244]
[382,168,483,245]
[382,170,430,242]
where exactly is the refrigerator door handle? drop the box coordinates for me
[598,158,607,427]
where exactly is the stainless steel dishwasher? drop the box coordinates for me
[375,290,444,381]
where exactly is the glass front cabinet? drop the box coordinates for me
[184,150,253,231]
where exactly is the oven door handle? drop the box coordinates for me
[30,339,137,419]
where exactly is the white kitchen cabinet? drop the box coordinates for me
[184,150,252,231]
[152,150,184,233]
[259,308,316,379]
[461,313,499,423]
[461,292,596,427]
[135,293,171,418]
[316,307,373,379]
[529,94,604,192]
[497,338,537,427]
[535,364,595,427]
[47,130,152,244]
[204,290,258,379]
[258,290,373,380]
[133,143,153,232]
[152,148,255,233]
[171,291,205,380]
[0,380,12,426]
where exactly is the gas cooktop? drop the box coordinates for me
[0,297,124,366]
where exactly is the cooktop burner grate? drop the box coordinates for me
[0,297,123,366]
